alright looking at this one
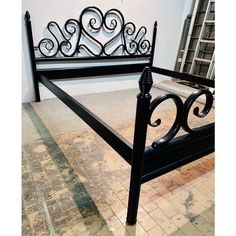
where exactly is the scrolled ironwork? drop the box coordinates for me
[60,19,81,57]
[182,89,214,134]
[36,6,152,58]
[148,89,214,149]
[38,21,62,57]
[148,94,183,148]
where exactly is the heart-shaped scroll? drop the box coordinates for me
[37,6,152,57]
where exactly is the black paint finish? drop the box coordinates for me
[24,11,41,102]
[24,8,215,226]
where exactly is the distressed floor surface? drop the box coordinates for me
[22,88,214,236]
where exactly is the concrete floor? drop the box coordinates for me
[22,86,214,236]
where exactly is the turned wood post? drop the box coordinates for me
[126,66,153,225]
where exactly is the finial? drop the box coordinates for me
[25,11,30,21]
[154,21,158,27]
[139,67,153,94]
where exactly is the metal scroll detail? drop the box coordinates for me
[148,89,214,149]
[37,6,151,57]
[182,89,213,133]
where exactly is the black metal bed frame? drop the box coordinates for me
[24,7,214,225]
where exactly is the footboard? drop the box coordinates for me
[127,67,214,224]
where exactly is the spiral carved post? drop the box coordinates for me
[25,11,41,102]
[126,67,153,225]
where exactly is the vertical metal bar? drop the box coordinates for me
[126,67,153,225]
[24,11,41,102]
[150,21,157,66]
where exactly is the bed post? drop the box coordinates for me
[24,11,41,102]
[126,67,153,225]
[150,21,157,66]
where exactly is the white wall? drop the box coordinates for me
[22,0,193,102]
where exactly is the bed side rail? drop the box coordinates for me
[39,74,133,164]
[151,66,215,88]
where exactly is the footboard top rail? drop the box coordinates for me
[134,66,215,184]
[142,123,214,183]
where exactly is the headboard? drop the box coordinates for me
[24,6,157,101]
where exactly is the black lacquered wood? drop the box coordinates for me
[39,75,133,164]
